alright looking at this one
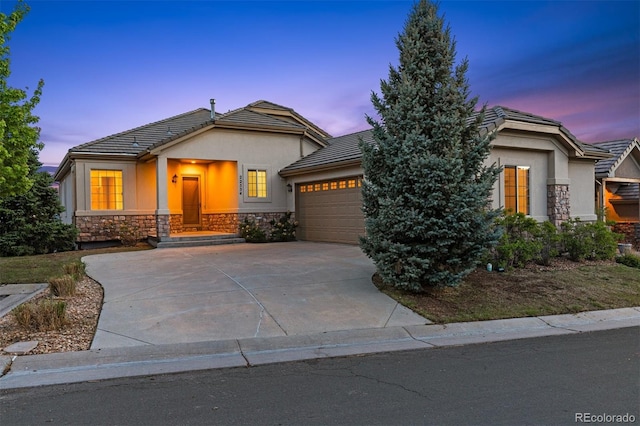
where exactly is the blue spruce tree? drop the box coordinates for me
[359,0,501,290]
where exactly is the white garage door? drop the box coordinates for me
[296,176,365,245]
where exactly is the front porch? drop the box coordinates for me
[148,230,245,249]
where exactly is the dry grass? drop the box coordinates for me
[12,299,67,332]
[48,274,77,297]
[376,258,640,323]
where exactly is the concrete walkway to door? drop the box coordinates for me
[85,242,429,349]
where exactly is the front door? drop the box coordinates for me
[182,176,200,225]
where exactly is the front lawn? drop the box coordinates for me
[376,259,640,323]
[0,244,152,284]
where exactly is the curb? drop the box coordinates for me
[1,307,638,390]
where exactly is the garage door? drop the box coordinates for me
[296,176,365,244]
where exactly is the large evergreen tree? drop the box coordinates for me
[0,0,44,198]
[359,0,501,290]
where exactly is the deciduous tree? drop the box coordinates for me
[0,0,44,198]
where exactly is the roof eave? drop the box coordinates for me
[279,158,362,177]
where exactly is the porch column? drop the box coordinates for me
[155,156,170,238]
[547,180,570,227]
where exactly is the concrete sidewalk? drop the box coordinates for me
[1,308,638,389]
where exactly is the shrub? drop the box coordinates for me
[493,213,542,268]
[13,299,67,331]
[616,253,640,269]
[269,212,298,242]
[561,219,620,261]
[239,218,267,243]
[536,221,561,266]
[49,274,76,297]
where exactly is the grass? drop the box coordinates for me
[376,260,640,324]
[0,244,152,284]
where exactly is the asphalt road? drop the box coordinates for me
[1,327,638,425]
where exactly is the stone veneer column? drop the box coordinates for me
[547,184,570,227]
[156,215,170,238]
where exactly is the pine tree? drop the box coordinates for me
[0,148,77,256]
[359,0,501,290]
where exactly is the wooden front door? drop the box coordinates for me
[182,177,200,225]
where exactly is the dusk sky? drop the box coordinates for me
[2,0,639,166]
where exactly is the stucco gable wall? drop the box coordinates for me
[615,155,640,178]
[160,128,320,213]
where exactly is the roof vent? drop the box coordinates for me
[167,126,173,136]
[132,136,139,147]
[210,98,216,121]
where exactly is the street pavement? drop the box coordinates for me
[0,242,639,390]
[1,327,638,425]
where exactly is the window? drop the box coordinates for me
[91,170,123,210]
[247,169,267,198]
[504,166,529,214]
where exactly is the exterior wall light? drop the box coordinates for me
[286,183,292,192]
[172,174,178,184]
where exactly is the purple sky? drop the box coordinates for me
[3,0,639,166]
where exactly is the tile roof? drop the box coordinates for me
[70,109,214,156]
[65,100,325,158]
[280,129,374,174]
[280,106,610,175]
[592,138,640,177]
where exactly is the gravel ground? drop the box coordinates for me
[0,277,103,355]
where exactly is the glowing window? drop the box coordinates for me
[247,169,267,198]
[339,181,346,189]
[314,184,321,191]
[348,179,356,188]
[322,183,329,191]
[330,182,337,190]
[504,166,530,215]
[300,186,306,193]
[91,170,123,210]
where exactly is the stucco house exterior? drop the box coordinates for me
[54,100,330,246]
[55,101,612,246]
[592,138,640,245]
[280,106,611,243]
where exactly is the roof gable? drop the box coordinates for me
[593,138,640,178]
[281,106,612,176]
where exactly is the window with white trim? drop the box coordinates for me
[504,166,529,214]
[247,169,267,198]
[90,170,123,210]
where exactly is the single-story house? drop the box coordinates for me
[54,100,331,245]
[55,100,613,246]
[592,138,640,245]
[280,105,612,243]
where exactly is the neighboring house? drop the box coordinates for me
[592,138,640,245]
[54,100,330,245]
[280,106,612,243]
[56,101,612,246]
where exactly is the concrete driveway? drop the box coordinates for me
[84,242,428,349]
